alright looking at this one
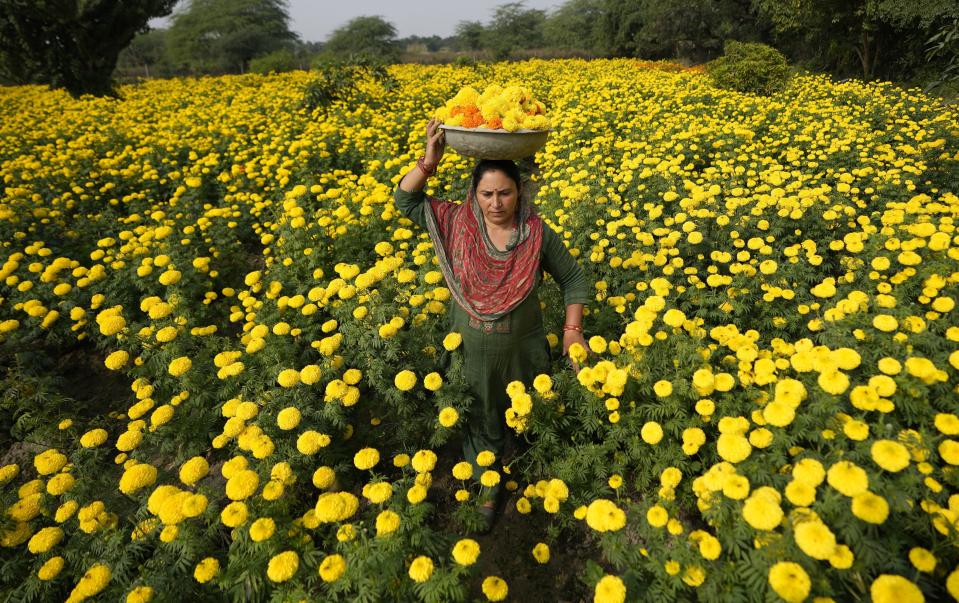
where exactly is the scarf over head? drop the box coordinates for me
[422,187,543,322]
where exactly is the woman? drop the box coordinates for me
[394,118,590,531]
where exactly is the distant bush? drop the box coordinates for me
[302,53,396,114]
[249,49,300,74]
[707,41,790,95]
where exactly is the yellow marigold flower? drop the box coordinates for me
[300,364,322,384]
[871,439,910,472]
[220,501,248,527]
[768,562,810,603]
[179,457,209,485]
[126,586,154,603]
[716,433,751,463]
[652,380,673,397]
[266,551,300,582]
[27,526,64,554]
[646,505,668,527]
[319,554,347,582]
[481,470,501,488]
[67,563,111,602]
[941,440,959,465]
[908,547,936,573]
[411,449,437,473]
[353,447,380,470]
[826,461,868,496]
[0,463,19,485]
[297,431,331,455]
[116,429,143,452]
[34,448,67,475]
[38,555,65,580]
[585,499,626,532]
[194,557,219,583]
[47,472,75,496]
[104,350,129,370]
[394,369,417,391]
[594,574,626,603]
[476,450,496,467]
[225,469,259,501]
[276,368,300,388]
[793,520,836,560]
[312,466,335,489]
[792,458,825,486]
[482,576,508,602]
[641,421,663,444]
[249,517,275,542]
[785,480,816,507]
[851,491,889,524]
[443,332,463,351]
[276,407,301,430]
[119,463,157,495]
[742,494,783,531]
[375,509,400,536]
[408,556,434,583]
[452,461,473,480]
[362,481,393,504]
[423,372,443,391]
[438,407,459,427]
[452,538,481,565]
[870,575,923,603]
[167,356,193,377]
[532,542,550,564]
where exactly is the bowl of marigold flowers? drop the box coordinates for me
[434,84,551,160]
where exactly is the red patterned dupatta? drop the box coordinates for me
[422,188,543,322]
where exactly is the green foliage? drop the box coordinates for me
[301,55,396,115]
[926,17,959,91]
[542,0,606,54]
[115,28,173,81]
[454,21,486,52]
[482,2,547,60]
[706,41,790,95]
[324,16,399,63]
[165,0,297,74]
[0,0,178,96]
[250,49,301,74]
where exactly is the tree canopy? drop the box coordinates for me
[0,0,178,96]
[166,0,297,74]
[324,15,398,62]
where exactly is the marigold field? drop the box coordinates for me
[1,58,959,603]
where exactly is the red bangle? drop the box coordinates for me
[416,157,436,177]
[563,324,582,333]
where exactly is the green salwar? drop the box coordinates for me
[393,186,590,487]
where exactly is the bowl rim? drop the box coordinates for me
[438,124,552,134]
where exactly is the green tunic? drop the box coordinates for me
[394,186,590,483]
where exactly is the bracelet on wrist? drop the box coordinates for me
[416,156,436,177]
[563,324,583,333]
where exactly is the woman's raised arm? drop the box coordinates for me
[398,118,445,193]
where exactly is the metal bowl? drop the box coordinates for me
[439,125,550,160]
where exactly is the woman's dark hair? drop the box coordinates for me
[470,159,522,194]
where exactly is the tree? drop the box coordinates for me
[753,0,959,80]
[483,2,547,59]
[166,0,297,74]
[543,0,606,54]
[455,21,486,52]
[116,28,171,80]
[324,16,398,62]
[0,0,178,96]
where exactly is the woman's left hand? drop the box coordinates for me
[562,330,587,373]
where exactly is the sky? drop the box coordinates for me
[150,0,565,43]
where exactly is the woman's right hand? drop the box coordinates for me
[424,118,445,167]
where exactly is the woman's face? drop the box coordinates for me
[475,169,519,228]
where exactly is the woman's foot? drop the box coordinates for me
[477,501,497,534]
